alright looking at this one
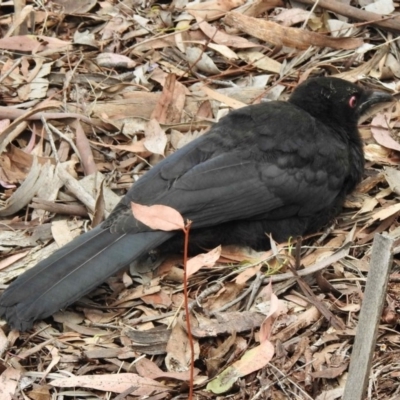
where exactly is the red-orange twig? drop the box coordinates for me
[182,220,194,399]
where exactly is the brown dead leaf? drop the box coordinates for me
[207,340,274,393]
[96,53,137,69]
[165,321,199,371]
[301,235,346,267]
[196,19,257,48]
[133,35,177,53]
[136,357,200,381]
[272,306,321,342]
[384,167,400,196]
[0,102,62,153]
[92,179,106,227]
[191,311,265,337]
[205,333,237,377]
[241,0,284,17]
[142,289,173,309]
[52,0,96,14]
[371,113,400,151]
[113,279,161,305]
[187,246,221,278]
[238,50,282,73]
[101,16,132,41]
[224,12,363,50]
[144,119,168,155]
[50,373,168,395]
[220,245,270,263]
[235,264,262,284]
[150,74,186,124]
[0,251,29,271]
[201,86,247,109]
[73,120,96,175]
[186,47,221,75]
[51,220,80,247]
[364,143,392,164]
[259,282,287,342]
[83,308,121,324]
[273,8,314,27]
[204,281,245,311]
[0,35,40,51]
[229,340,275,373]
[131,203,185,231]
[0,159,54,217]
[0,325,7,354]
[369,203,400,223]
[335,46,388,82]
[27,385,52,400]
[186,0,246,21]
[0,368,21,400]
[35,36,72,56]
[90,140,147,154]
[17,62,51,101]
[310,363,348,379]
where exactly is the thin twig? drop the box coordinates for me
[47,122,82,162]
[245,272,264,311]
[40,115,60,163]
[189,282,223,311]
[182,220,194,400]
[301,0,321,29]
[211,275,263,315]
[0,58,22,84]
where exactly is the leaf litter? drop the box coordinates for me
[0,0,400,399]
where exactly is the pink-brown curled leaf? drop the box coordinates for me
[259,282,285,343]
[131,202,185,231]
[186,246,221,279]
[206,340,274,393]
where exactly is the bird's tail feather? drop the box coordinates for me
[0,226,171,331]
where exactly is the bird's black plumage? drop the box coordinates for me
[0,77,393,331]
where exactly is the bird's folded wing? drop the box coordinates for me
[109,147,345,233]
[155,152,342,227]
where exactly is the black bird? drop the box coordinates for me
[0,77,393,331]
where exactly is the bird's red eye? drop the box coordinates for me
[349,95,357,108]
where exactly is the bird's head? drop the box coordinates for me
[288,77,394,129]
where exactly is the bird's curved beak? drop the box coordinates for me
[358,90,396,115]
[368,90,396,105]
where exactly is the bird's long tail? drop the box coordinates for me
[0,226,171,331]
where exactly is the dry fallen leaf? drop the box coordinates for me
[131,203,186,231]
[224,12,364,50]
[186,0,246,21]
[185,46,221,74]
[144,119,168,155]
[365,0,394,14]
[207,340,274,393]
[371,113,400,151]
[186,246,221,278]
[136,357,200,381]
[196,19,257,49]
[0,368,21,400]
[50,373,168,395]
[238,50,282,73]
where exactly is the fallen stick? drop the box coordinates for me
[343,233,394,400]
[295,0,400,34]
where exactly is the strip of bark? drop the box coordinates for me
[295,0,400,34]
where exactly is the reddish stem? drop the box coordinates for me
[183,221,194,399]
